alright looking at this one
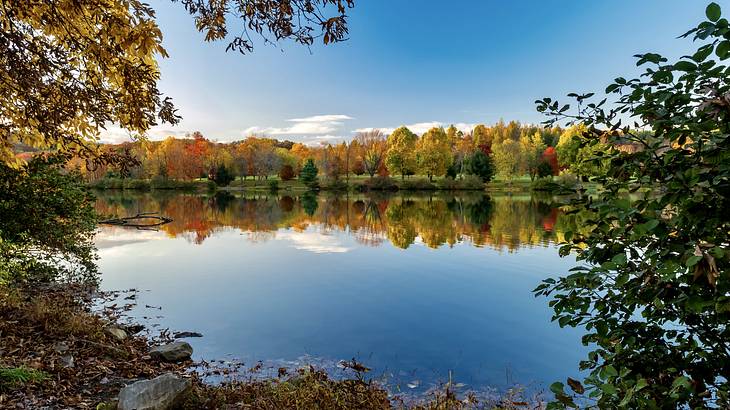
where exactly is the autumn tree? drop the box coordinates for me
[555,124,586,170]
[492,139,522,181]
[520,132,547,181]
[0,1,179,169]
[355,129,386,178]
[385,126,418,179]
[416,127,453,181]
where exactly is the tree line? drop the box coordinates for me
[71,120,637,187]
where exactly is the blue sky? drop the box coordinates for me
[114,1,712,145]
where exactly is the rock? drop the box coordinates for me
[59,354,74,368]
[149,341,193,362]
[117,373,189,410]
[53,341,69,353]
[105,326,128,342]
[173,331,203,339]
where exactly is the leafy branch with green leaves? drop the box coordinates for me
[534,3,730,409]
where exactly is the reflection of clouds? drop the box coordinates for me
[94,227,166,250]
[276,230,352,254]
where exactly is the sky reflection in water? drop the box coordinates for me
[95,191,586,395]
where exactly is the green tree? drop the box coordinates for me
[492,139,522,181]
[463,150,495,183]
[472,124,490,147]
[555,124,586,170]
[520,132,547,181]
[299,158,319,190]
[415,127,453,181]
[0,155,97,284]
[385,126,418,179]
[534,3,730,408]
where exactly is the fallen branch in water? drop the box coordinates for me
[98,212,172,230]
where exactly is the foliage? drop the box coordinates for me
[555,125,585,170]
[520,132,547,181]
[438,175,485,191]
[385,126,418,179]
[463,150,495,183]
[416,127,453,181]
[399,177,437,191]
[0,367,48,390]
[0,0,180,169]
[536,161,554,179]
[542,147,560,176]
[355,130,386,178]
[358,176,398,192]
[299,159,319,190]
[534,4,730,408]
[492,139,522,181]
[179,0,354,53]
[278,164,295,181]
[268,179,279,192]
[209,164,235,187]
[0,155,97,284]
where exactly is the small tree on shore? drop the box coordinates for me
[299,159,319,190]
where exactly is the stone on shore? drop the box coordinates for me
[149,341,193,362]
[105,326,128,342]
[117,373,189,410]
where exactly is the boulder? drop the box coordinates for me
[117,373,189,410]
[149,341,193,362]
[105,326,128,342]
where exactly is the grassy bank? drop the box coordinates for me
[0,283,540,409]
[88,175,541,194]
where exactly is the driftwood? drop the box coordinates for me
[99,212,172,230]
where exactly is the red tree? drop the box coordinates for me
[542,146,559,175]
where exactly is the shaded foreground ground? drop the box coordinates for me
[0,284,542,409]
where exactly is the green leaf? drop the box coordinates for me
[674,61,697,71]
[716,41,730,59]
[706,2,721,22]
[686,255,703,267]
[550,381,565,395]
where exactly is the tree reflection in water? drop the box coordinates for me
[95,191,572,251]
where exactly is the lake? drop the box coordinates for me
[93,190,586,398]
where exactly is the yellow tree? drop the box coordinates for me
[0,1,179,168]
[1,1,356,169]
[385,126,418,179]
[416,127,453,181]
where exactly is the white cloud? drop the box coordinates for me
[243,114,353,137]
[352,121,477,136]
[277,230,353,254]
[98,124,190,144]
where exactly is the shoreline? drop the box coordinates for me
[0,283,542,409]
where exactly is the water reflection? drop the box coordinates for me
[95,191,567,252]
[93,190,586,395]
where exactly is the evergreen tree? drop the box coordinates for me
[299,158,319,189]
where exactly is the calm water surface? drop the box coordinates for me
[94,191,586,395]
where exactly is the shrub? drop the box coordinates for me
[536,161,553,179]
[459,175,485,190]
[320,178,348,192]
[209,165,235,187]
[399,177,436,191]
[358,176,398,192]
[123,179,151,190]
[268,180,279,192]
[278,164,295,181]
